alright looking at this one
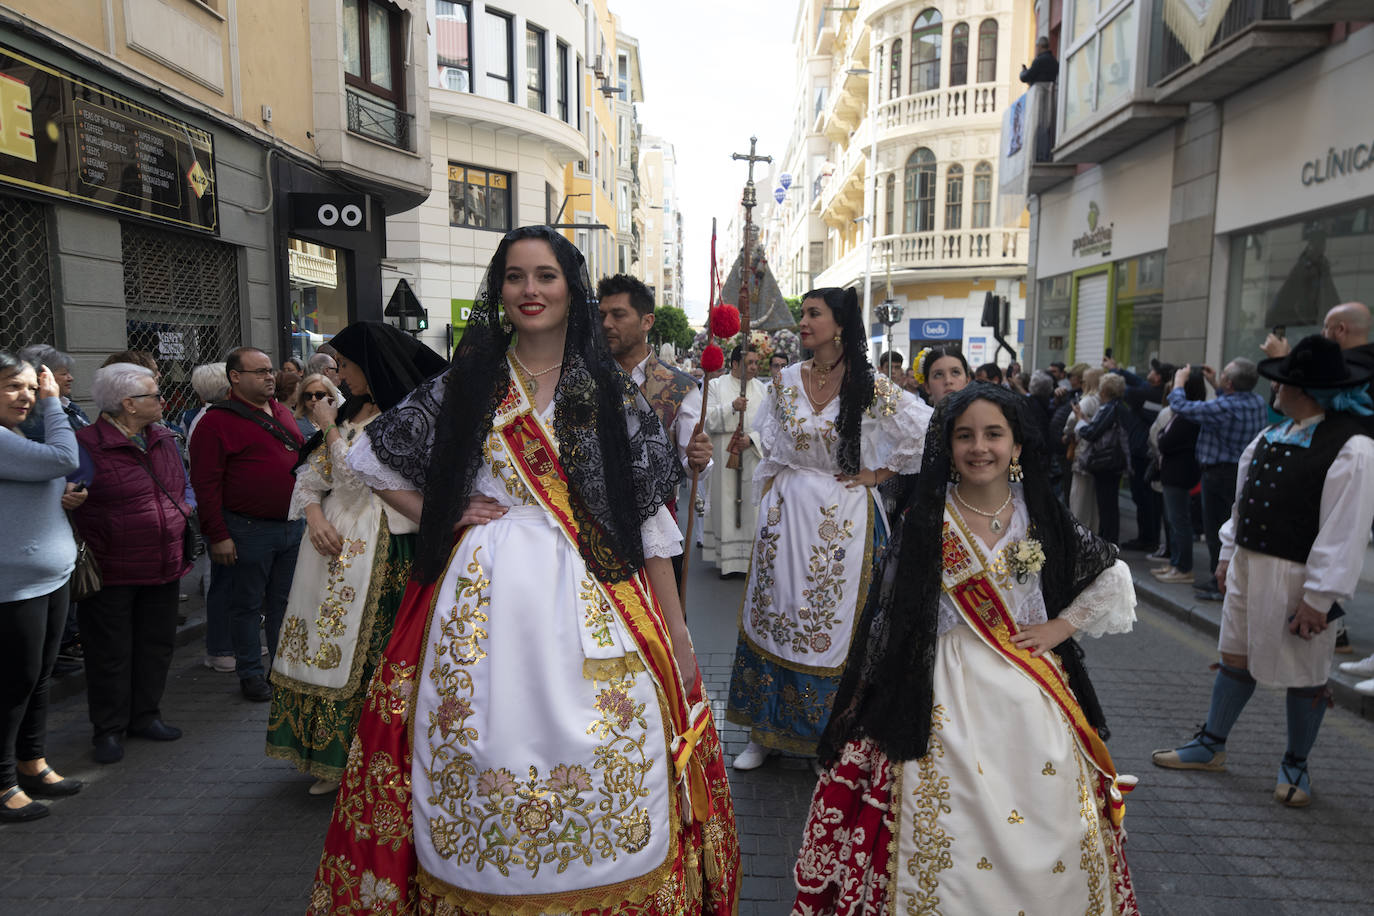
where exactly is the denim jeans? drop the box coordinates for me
[1161,484,1194,573]
[204,559,234,657]
[222,511,304,680]
[1200,463,1238,576]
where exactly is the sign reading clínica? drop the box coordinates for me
[0,43,217,233]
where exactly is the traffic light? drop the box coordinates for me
[416,315,429,331]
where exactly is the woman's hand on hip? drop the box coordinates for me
[454,495,507,530]
[1011,618,1077,658]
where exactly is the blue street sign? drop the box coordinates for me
[774,187,786,204]
[779,173,792,190]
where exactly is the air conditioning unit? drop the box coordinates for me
[592,55,606,79]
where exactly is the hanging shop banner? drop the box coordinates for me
[0,43,217,233]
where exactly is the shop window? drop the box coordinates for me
[977,20,998,83]
[123,222,242,417]
[447,162,512,231]
[889,39,903,99]
[1224,201,1374,362]
[435,0,472,92]
[910,9,942,94]
[903,147,936,233]
[1114,251,1164,372]
[944,164,963,230]
[1034,273,1073,370]
[482,8,514,103]
[557,41,570,122]
[972,161,992,228]
[0,196,55,354]
[884,173,896,235]
[950,23,969,87]
[285,238,349,365]
[526,25,546,112]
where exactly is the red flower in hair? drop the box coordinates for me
[700,344,725,373]
[709,305,741,340]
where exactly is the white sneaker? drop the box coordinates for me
[1338,654,1374,678]
[732,741,771,771]
[204,654,236,673]
[1354,678,1374,696]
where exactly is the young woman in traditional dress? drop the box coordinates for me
[726,287,931,772]
[792,383,1140,916]
[266,321,446,794]
[308,227,739,915]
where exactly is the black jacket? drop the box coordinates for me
[1020,51,1060,85]
[1157,413,1201,489]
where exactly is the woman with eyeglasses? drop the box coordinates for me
[70,362,196,765]
[267,323,445,795]
[292,372,342,440]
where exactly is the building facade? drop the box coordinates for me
[388,0,655,355]
[762,0,1036,369]
[0,0,431,410]
[638,135,684,309]
[1025,1,1372,375]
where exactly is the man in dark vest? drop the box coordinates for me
[1152,336,1374,807]
[189,347,306,702]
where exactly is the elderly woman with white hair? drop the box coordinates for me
[182,362,229,444]
[16,344,89,443]
[70,363,196,765]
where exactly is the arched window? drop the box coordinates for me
[972,161,993,228]
[885,173,896,235]
[889,38,903,99]
[875,45,885,102]
[944,164,963,230]
[903,148,936,233]
[977,20,998,82]
[950,23,969,87]
[911,9,942,94]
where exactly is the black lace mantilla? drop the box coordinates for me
[819,382,1118,764]
[364,226,682,584]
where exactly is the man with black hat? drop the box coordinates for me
[1152,335,1374,807]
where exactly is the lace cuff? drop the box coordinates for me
[862,384,932,474]
[640,505,683,559]
[348,432,415,492]
[1058,559,1136,638]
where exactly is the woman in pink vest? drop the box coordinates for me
[72,362,195,765]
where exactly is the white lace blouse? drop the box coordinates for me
[347,402,683,560]
[939,488,1136,639]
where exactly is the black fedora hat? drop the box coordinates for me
[1258,334,1374,389]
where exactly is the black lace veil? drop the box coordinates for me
[363,225,682,584]
[803,287,875,475]
[818,382,1118,764]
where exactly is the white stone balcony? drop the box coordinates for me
[875,228,1025,268]
[877,83,1002,134]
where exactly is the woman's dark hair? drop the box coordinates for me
[0,350,32,380]
[802,287,875,475]
[975,362,1004,384]
[918,346,971,382]
[819,381,1118,764]
[366,226,681,584]
[1182,370,1207,401]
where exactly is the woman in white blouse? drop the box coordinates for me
[793,383,1140,915]
[726,287,932,772]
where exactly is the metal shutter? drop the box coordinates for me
[1073,273,1108,363]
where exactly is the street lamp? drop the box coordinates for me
[875,297,904,377]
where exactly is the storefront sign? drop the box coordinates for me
[1072,201,1113,258]
[1300,143,1374,187]
[910,317,964,340]
[289,193,370,231]
[0,44,217,233]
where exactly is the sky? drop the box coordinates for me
[614,0,798,325]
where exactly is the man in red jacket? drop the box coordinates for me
[189,348,305,702]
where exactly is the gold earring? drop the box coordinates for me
[832,332,842,345]
[949,467,961,484]
[499,309,512,334]
[1008,456,1023,482]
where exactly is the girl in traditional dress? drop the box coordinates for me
[308,227,739,915]
[913,345,970,406]
[726,287,931,772]
[266,321,446,794]
[793,383,1140,916]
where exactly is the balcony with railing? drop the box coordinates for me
[1149,0,1328,102]
[875,228,1026,269]
[346,89,417,152]
[876,82,1002,135]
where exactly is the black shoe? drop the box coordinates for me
[51,658,83,678]
[92,734,124,765]
[17,765,82,798]
[0,786,48,823]
[1194,587,1223,602]
[240,675,272,702]
[1335,630,1353,654]
[128,719,182,741]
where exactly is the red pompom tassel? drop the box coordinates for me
[700,344,725,373]
[709,305,741,340]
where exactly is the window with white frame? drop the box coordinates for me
[971,161,992,228]
[944,164,963,230]
[435,1,472,92]
[1062,0,1138,136]
[482,8,514,103]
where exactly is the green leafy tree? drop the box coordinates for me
[785,296,804,326]
[651,305,696,351]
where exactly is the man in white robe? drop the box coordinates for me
[1152,337,1374,807]
[702,346,768,577]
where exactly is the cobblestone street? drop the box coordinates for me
[3,550,1374,915]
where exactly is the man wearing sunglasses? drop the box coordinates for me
[189,347,305,703]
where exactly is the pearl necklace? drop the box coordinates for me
[510,351,560,394]
[953,485,1013,532]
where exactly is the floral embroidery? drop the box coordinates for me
[748,495,783,622]
[580,575,617,649]
[776,383,838,454]
[1007,809,1024,824]
[976,856,993,871]
[367,660,417,726]
[756,503,853,657]
[900,704,953,916]
[280,536,370,670]
[1076,753,1108,914]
